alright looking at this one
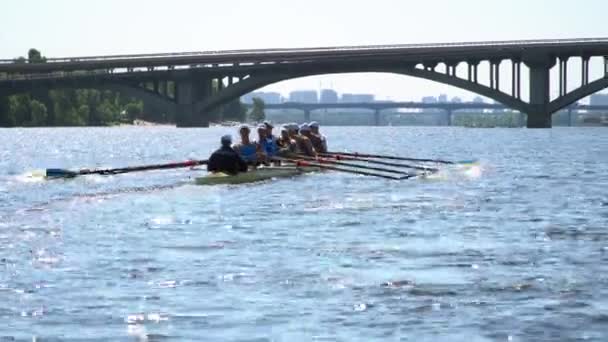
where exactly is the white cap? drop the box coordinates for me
[239,124,250,131]
[309,121,319,128]
[257,123,267,130]
[299,123,311,132]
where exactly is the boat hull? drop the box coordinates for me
[195,166,318,185]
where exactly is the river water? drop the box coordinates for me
[1,126,607,341]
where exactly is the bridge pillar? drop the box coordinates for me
[568,108,575,127]
[303,109,311,122]
[445,109,452,126]
[175,77,212,127]
[160,81,168,97]
[524,54,556,128]
[374,109,381,126]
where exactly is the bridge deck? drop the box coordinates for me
[2,38,608,74]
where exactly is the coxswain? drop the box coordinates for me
[308,121,328,153]
[232,125,261,165]
[207,135,248,175]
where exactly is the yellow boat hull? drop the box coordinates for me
[195,166,319,185]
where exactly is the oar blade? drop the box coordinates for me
[455,159,479,165]
[45,168,79,178]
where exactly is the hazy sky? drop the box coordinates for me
[2,0,608,101]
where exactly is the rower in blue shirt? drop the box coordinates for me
[260,121,279,159]
[232,125,260,165]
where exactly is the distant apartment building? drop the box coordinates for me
[289,90,318,103]
[421,96,439,114]
[340,93,375,103]
[241,91,283,104]
[319,89,339,103]
[438,94,448,103]
[451,96,462,103]
[472,96,485,103]
[590,93,608,105]
[421,96,437,103]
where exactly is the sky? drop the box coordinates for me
[2,0,608,102]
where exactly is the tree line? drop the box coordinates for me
[0,48,266,127]
[0,49,145,127]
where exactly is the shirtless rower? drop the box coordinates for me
[308,121,328,153]
[292,123,316,157]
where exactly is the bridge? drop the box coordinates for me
[2,38,608,128]
[251,101,608,126]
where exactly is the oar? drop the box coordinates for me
[292,155,421,176]
[45,159,208,179]
[326,151,475,165]
[317,154,438,172]
[276,157,413,180]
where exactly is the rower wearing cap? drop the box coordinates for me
[263,121,276,139]
[308,121,328,153]
[260,121,280,159]
[232,124,261,165]
[207,135,248,175]
[293,123,316,157]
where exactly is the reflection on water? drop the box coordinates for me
[1,126,607,340]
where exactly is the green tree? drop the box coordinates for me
[4,48,176,127]
[10,95,32,126]
[221,99,247,122]
[249,97,266,122]
[77,104,90,124]
[124,102,143,122]
[28,100,48,126]
[0,96,15,127]
[28,48,46,63]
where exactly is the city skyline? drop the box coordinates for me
[242,90,477,104]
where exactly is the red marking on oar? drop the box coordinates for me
[296,160,310,167]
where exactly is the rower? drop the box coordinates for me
[232,125,261,165]
[308,121,328,153]
[276,126,296,158]
[254,124,272,164]
[292,123,316,157]
[207,135,248,175]
[260,121,280,159]
[277,127,289,148]
[263,121,276,140]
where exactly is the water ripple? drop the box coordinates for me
[1,127,608,340]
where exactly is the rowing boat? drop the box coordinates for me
[195,166,319,185]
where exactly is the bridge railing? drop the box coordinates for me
[2,38,608,65]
